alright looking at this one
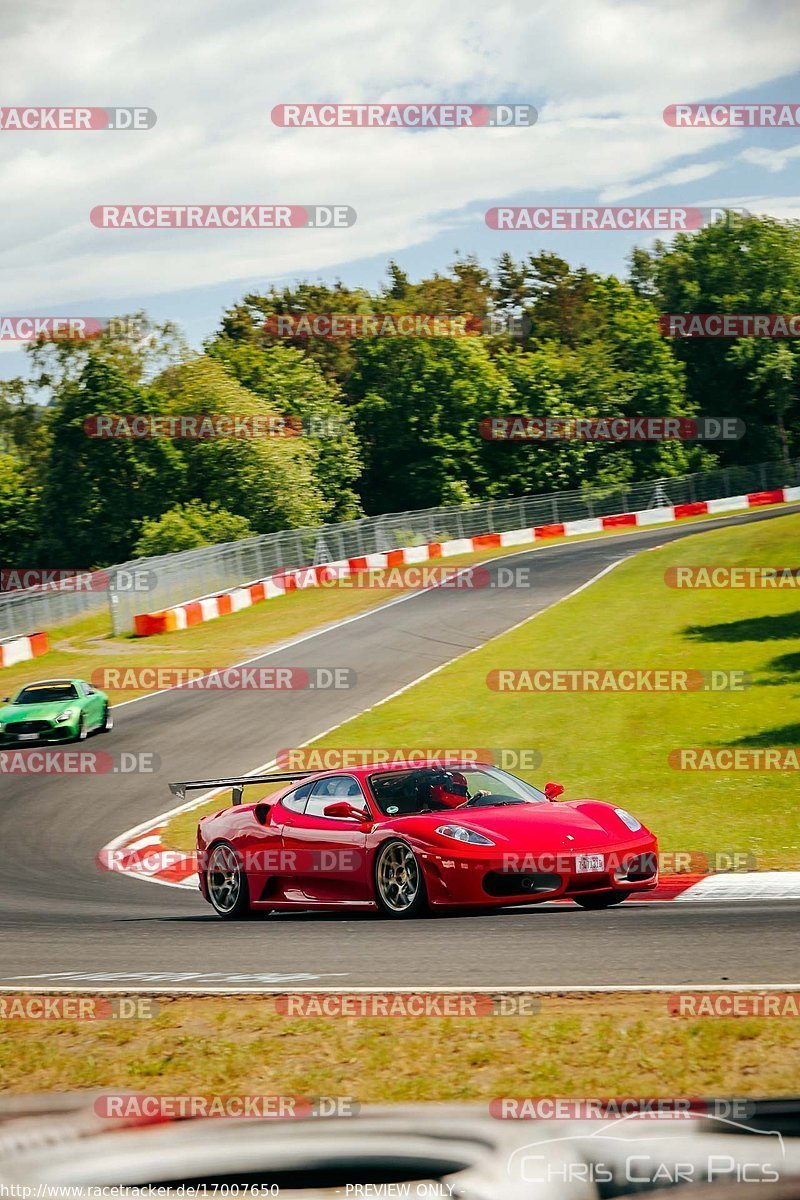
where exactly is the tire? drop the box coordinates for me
[573,890,631,910]
[205,842,251,919]
[101,704,114,733]
[74,716,87,742]
[374,839,428,919]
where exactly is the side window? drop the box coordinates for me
[279,781,314,814]
[305,776,366,818]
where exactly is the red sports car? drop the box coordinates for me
[170,762,658,919]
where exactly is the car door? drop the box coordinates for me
[278,775,371,903]
[257,782,315,904]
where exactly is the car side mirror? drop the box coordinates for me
[323,801,369,821]
[544,781,565,801]
[2,697,8,703]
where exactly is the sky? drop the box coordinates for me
[2,0,800,382]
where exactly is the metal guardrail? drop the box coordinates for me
[0,457,797,637]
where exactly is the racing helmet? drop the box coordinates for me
[428,769,469,809]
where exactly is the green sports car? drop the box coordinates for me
[0,678,113,745]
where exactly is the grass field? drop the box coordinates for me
[163,512,800,868]
[0,993,797,1097]
[2,505,789,707]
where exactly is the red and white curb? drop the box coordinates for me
[0,631,49,669]
[97,819,200,891]
[133,486,800,636]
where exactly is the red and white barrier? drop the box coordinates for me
[0,631,49,669]
[133,486,800,637]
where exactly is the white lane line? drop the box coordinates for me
[0,983,797,994]
[100,558,630,875]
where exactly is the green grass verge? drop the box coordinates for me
[0,994,797,1097]
[164,512,800,867]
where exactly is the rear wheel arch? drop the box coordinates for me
[203,839,252,919]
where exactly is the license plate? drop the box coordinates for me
[576,854,604,874]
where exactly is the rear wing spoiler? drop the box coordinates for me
[169,772,318,805]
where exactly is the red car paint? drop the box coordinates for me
[195,761,658,914]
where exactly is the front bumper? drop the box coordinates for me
[418,837,659,907]
[0,723,77,745]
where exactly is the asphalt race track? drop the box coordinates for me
[1,506,799,989]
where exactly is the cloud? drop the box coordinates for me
[0,0,799,310]
[600,161,730,202]
[740,145,800,174]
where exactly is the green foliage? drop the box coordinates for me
[1,219,796,569]
[206,339,362,521]
[147,355,326,533]
[629,215,800,464]
[134,501,253,557]
[36,356,186,567]
[0,451,40,564]
[348,336,512,511]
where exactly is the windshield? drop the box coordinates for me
[14,683,78,705]
[369,766,547,816]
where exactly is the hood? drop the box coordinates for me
[384,800,650,851]
[0,701,79,722]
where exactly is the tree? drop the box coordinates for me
[28,311,188,391]
[37,357,185,567]
[0,452,40,567]
[628,215,800,465]
[348,337,512,512]
[134,501,253,556]
[206,340,362,520]
[148,355,326,533]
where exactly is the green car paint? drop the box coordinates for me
[0,678,112,744]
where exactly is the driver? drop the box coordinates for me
[427,770,471,809]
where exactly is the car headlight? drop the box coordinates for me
[615,808,642,832]
[55,709,76,723]
[435,825,495,846]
